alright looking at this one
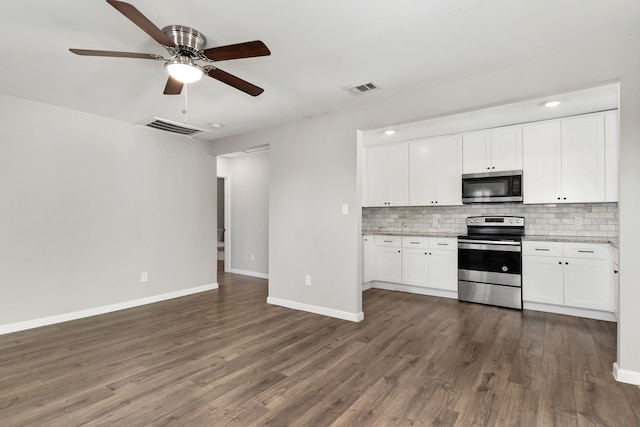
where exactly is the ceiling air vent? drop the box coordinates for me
[142,117,208,137]
[343,82,380,96]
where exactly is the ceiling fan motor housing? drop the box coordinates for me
[162,25,206,57]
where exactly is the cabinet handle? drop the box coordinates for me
[492,166,495,169]
[384,240,394,243]
[578,250,594,253]
[558,261,562,264]
[487,167,490,170]
[410,241,420,244]
[557,197,561,200]
[563,197,567,200]
[437,243,448,246]
[435,201,438,204]
[614,269,619,274]
[397,250,401,253]
[565,262,568,265]
[535,248,550,251]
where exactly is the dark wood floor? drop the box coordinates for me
[1,271,639,426]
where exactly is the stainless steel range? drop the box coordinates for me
[458,216,525,309]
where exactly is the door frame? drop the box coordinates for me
[217,175,231,272]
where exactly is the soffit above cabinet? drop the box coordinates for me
[363,83,618,146]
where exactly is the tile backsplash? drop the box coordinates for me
[362,203,618,238]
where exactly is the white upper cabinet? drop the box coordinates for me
[560,113,606,203]
[409,134,462,206]
[522,120,562,204]
[364,142,409,207]
[523,111,615,204]
[462,125,523,174]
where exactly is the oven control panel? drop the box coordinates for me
[467,216,524,226]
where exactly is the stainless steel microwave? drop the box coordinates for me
[461,170,523,203]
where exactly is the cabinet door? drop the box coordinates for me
[365,143,409,207]
[523,120,562,204]
[408,138,436,206]
[387,143,409,206]
[522,256,564,304]
[362,236,374,283]
[490,125,523,172]
[462,130,490,173]
[374,246,402,283]
[365,145,391,207]
[402,248,429,287]
[428,249,458,291]
[563,257,611,311]
[433,135,463,206]
[410,135,462,206]
[561,114,606,203]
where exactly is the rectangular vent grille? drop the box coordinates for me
[343,82,380,96]
[143,118,207,136]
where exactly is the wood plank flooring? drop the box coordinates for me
[1,271,639,426]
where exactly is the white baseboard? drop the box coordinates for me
[362,282,373,291]
[613,362,640,385]
[230,268,269,279]
[523,301,617,322]
[0,283,218,336]
[267,297,364,322]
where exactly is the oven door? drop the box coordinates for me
[458,240,521,287]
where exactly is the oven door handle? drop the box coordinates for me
[458,239,520,246]
[458,242,521,252]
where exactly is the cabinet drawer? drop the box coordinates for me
[429,238,456,251]
[402,237,429,248]
[564,243,609,260]
[374,235,401,247]
[523,241,563,257]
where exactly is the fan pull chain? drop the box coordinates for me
[182,84,188,124]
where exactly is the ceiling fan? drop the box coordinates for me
[70,0,270,96]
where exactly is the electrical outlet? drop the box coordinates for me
[140,272,148,283]
[305,275,311,286]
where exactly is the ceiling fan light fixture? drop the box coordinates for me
[165,57,203,83]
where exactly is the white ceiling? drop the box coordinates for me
[1,0,639,141]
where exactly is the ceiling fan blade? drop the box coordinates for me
[69,48,161,60]
[106,0,176,47]
[202,41,271,62]
[163,76,184,95]
[206,68,264,97]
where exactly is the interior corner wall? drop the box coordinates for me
[617,70,640,378]
[210,36,639,323]
[0,94,218,328]
[226,152,270,276]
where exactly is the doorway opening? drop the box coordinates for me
[217,176,231,273]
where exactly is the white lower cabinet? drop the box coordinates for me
[523,241,613,317]
[373,236,402,283]
[428,249,458,292]
[370,235,457,296]
[362,235,374,284]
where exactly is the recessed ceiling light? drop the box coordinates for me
[384,129,396,136]
[543,100,561,108]
[210,123,223,129]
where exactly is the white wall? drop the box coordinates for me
[0,94,217,329]
[209,36,640,364]
[221,152,270,277]
[616,70,640,383]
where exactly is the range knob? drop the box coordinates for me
[509,219,514,223]
[516,219,522,223]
